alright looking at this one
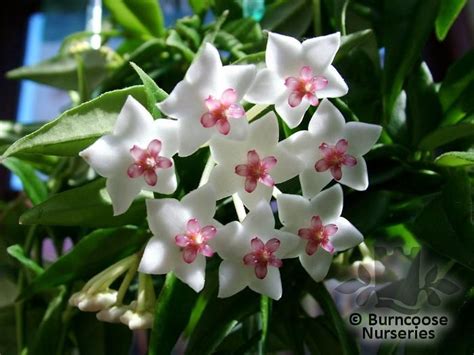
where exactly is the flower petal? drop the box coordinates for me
[152,119,179,157]
[339,157,368,191]
[343,122,382,156]
[158,80,205,120]
[175,235,190,247]
[299,247,333,282]
[183,246,198,263]
[216,118,231,135]
[187,218,201,234]
[174,254,206,292]
[201,225,217,240]
[331,217,363,251]
[144,170,157,186]
[210,136,246,165]
[300,167,333,198]
[247,112,280,151]
[130,146,148,161]
[288,92,303,107]
[242,200,275,235]
[275,94,311,128]
[177,116,213,157]
[271,145,305,183]
[309,184,343,223]
[218,260,250,298]
[308,99,345,141]
[207,164,243,200]
[255,264,268,279]
[185,43,222,89]
[139,236,178,274]
[127,163,144,178]
[265,238,280,252]
[181,184,217,222]
[276,193,311,228]
[245,177,258,192]
[266,32,303,78]
[211,221,248,260]
[149,164,177,194]
[220,64,257,100]
[235,164,249,176]
[245,68,286,104]
[259,174,275,187]
[249,266,282,300]
[302,32,340,73]
[146,198,191,242]
[227,104,245,119]
[251,237,265,251]
[316,65,348,98]
[147,139,162,157]
[238,182,273,209]
[201,112,218,128]
[106,177,142,216]
[113,96,154,140]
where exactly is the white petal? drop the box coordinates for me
[339,158,368,191]
[272,145,304,183]
[278,130,314,161]
[220,64,257,100]
[266,32,303,78]
[79,135,130,178]
[244,68,286,104]
[152,119,179,157]
[242,200,275,234]
[299,247,333,282]
[309,184,343,223]
[106,177,142,215]
[302,32,340,73]
[308,99,345,140]
[181,185,216,222]
[275,94,311,128]
[249,266,282,300]
[210,136,247,165]
[146,199,191,241]
[317,66,348,98]
[114,96,154,140]
[300,167,332,198]
[138,236,178,274]
[343,122,382,156]
[276,193,311,229]
[174,254,206,292]
[226,117,249,141]
[218,260,251,298]
[186,43,222,90]
[274,230,300,258]
[150,163,177,195]
[248,111,279,151]
[158,80,205,120]
[238,183,273,210]
[331,217,363,251]
[212,221,248,260]
[177,116,212,157]
[207,164,242,200]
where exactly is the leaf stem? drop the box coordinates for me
[312,0,322,36]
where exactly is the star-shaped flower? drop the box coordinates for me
[80,96,179,215]
[245,31,348,128]
[277,184,363,282]
[138,185,220,292]
[158,43,257,157]
[213,201,298,300]
[282,99,382,197]
[208,112,304,209]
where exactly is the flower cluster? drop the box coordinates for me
[75,31,381,319]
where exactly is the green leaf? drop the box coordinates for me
[166,30,196,62]
[19,179,147,227]
[0,306,17,355]
[419,123,474,150]
[261,0,313,37]
[1,85,147,158]
[186,290,259,354]
[189,0,212,15]
[2,157,47,205]
[130,62,168,118]
[435,151,474,167]
[104,0,166,38]
[22,226,148,298]
[382,0,440,121]
[7,49,109,91]
[406,62,443,146]
[334,29,374,63]
[148,273,197,355]
[435,0,467,40]
[7,244,44,276]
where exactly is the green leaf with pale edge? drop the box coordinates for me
[19,179,146,227]
[419,123,474,150]
[20,227,148,299]
[7,244,44,276]
[1,86,147,158]
[435,0,468,40]
[382,0,440,121]
[148,273,197,355]
[130,62,168,118]
[2,157,47,205]
[435,151,474,167]
[104,0,166,38]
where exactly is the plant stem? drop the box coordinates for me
[312,0,322,36]
[199,155,215,187]
[247,104,268,122]
[116,256,139,305]
[232,193,247,222]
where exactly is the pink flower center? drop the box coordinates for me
[284,66,328,108]
[243,237,283,279]
[235,150,277,193]
[127,139,173,186]
[200,88,245,135]
[175,218,217,264]
[314,139,357,180]
[298,216,338,255]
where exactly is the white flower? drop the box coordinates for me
[158,43,257,157]
[138,185,219,292]
[245,31,348,128]
[96,305,129,323]
[213,201,298,300]
[120,301,154,330]
[208,112,303,209]
[282,99,382,197]
[80,96,179,215]
[69,289,117,312]
[277,184,363,282]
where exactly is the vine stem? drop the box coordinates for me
[232,193,247,222]
[247,104,268,122]
[115,255,140,305]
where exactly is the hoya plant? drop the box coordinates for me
[1,0,473,354]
